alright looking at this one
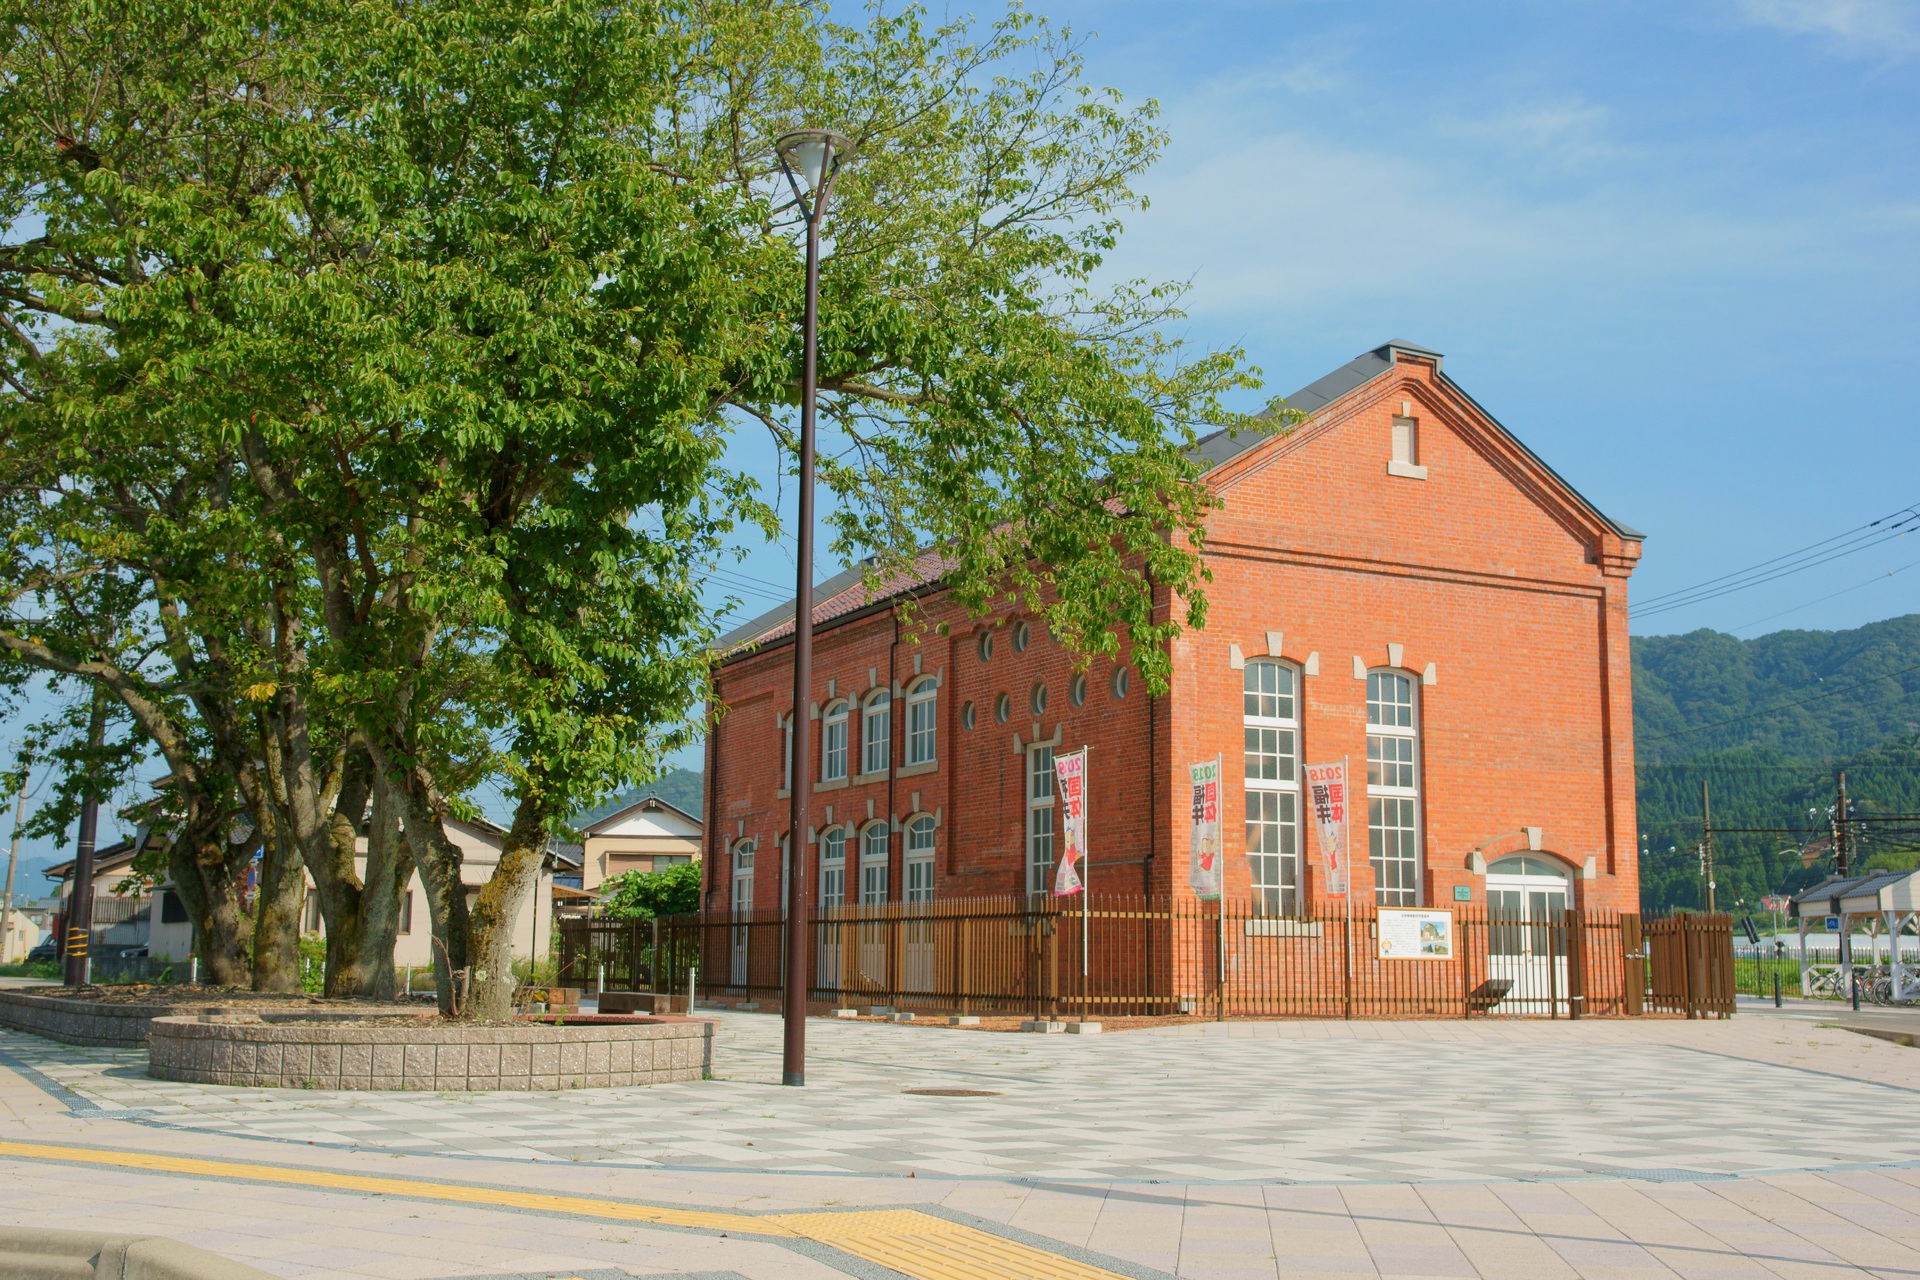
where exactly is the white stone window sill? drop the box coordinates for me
[852,769,890,786]
[1387,460,1428,480]
[897,759,939,778]
[815,777,849,793]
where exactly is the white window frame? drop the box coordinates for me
[905,677,938,766]
[904,815,936,903]
[1243,660,1302,916]
[1026,743,1055,895]
[859,822,890,904]
[731,840,756,915]
[819,826,846,909]
[1366,670,1421,906]
[821,700,849,782]
[782,715,793,791]
[861,690,891,775]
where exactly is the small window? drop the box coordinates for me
[1030,683,1048,715]
[1392,416,1419,465]
[904,816,936,903]
[994,693,1011,723]
[1070,673,1087,707]
[819,827,846,908]
[302,892,322,934]
[159,889,190,925]
[977,631,994,662]
[822,700,849,781]
[398,891,413,936]
[906,676,937,765]
[1013,620,1030,653]
[1111,668,1130,699]
[861,690,891,775]
[961,700,976,730]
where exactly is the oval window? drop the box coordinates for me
[977,631,994,663]
[961,700,976,731]
[1031,683,1048,715]
[1013,620,1030,653]
[994,693,1011,724]
[1111,667,1130,699]
[1070,673,1087,707]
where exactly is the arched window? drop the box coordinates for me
[730,840,756,918]
[904,815,936,903]
[1366,670,1420,906]
[862,689,891,775]
[818,826,846,909]
[1243,661,1301,916]
[821,699,849,782]
[906,677,937,765]
[859,822,890,904]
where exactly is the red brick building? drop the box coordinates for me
[703,341,1643,930]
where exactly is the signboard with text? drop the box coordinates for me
[1377,908,1454,960]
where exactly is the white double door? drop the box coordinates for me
[1487,873,1570,1014]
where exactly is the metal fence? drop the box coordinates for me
[561,898,1735,1020]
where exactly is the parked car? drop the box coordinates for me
[117,945,149,958]
[24,939,57,962]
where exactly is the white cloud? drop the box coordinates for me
[1733,0,1920,55]
[1435,100,1619,168]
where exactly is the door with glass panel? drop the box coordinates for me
[903,816,937,992]
[1485,856,1570,1014]
[817,828,846,991]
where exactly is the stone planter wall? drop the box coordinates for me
[147,1013,716,1090]
[0,990,171,1047]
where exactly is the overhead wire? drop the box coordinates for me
[1630,501,1920,621]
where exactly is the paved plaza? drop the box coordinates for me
[0,1005,1917,1277]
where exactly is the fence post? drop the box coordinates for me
[1566,908,1585,1021]
[960,916,972,1017]
[1623,913,1644,1016]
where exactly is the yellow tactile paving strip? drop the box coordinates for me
[0,1140,1129,1280]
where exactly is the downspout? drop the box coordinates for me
[887,608,900,898]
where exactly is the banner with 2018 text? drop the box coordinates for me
[1052,748,1088,896]
[1305,760,1350,897]
[1189,757,1222,900]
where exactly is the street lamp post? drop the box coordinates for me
[774,128,852,1088]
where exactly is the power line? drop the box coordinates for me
[1630,501,1920,620]
[1727,556,1920,635]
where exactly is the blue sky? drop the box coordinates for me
[711,0,1920,653]
[5,0,1917,868]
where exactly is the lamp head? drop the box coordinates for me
[775,129,854,202]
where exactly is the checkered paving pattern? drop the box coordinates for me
[6,1012,1917,1184]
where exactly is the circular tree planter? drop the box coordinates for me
[146,1012,715,1091]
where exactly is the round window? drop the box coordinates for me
[1013,620,1030,652]
[977,631,993,663]
[994,693,1011,724]
[1070,673,1087,707]
[1031,683,1048,714]
[961,700,976,731]
[1111,667,1130,699]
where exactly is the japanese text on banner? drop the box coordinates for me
[1052,749,1088,896]
[1189,757,1222,900]
[1305,760,1350,897]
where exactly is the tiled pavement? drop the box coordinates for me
[0,1007,1917,1277]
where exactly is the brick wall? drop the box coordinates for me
[708,348,1641,930]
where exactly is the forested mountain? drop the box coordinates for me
[1633,615,1920,912]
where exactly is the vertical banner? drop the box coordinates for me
[1305,760,1350,897]
[1189,756,1223,900]
[1052,748,1088,896]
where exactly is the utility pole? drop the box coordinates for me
[1701,779,1717,914]
[0,747,30,964]
[1834,772,1851,878]
[62,694,107,988]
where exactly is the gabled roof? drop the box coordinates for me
[44,832,157,883]
[714,340,1643,660]
[1192,340,1643,541]
[578,793,703,837]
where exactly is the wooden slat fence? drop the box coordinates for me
[559,897,1731,1020]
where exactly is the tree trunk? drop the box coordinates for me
[466,802,550,1022]
[343,773,413,1000]
[166,829,251,987]
[251,818,305,993]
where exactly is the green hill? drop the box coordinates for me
[1633,615,1920,912]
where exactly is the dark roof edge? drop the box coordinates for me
[711,576,949,669]
[580,794,703,835]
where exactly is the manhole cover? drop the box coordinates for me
[902,1087,1001,1097]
